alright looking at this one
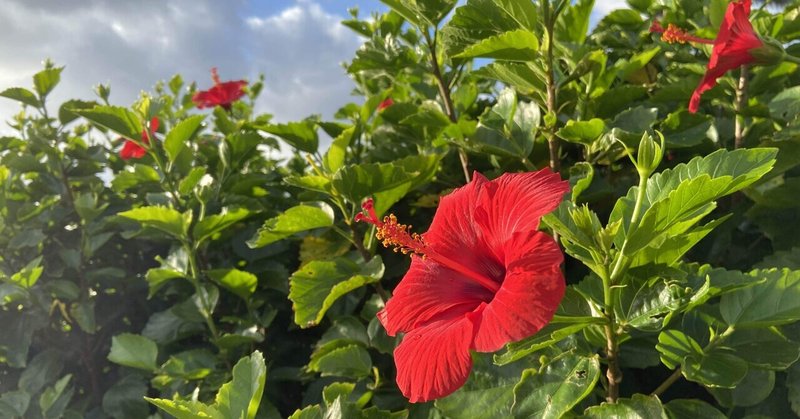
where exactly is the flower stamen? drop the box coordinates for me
[355,199,427,257]
[650,22,714,45]
[211,67,222,86]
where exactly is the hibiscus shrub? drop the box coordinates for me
[2,0,800,418]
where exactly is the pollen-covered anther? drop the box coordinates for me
[660,24,714,45]
[375,214,427,257]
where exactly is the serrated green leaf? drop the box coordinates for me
[721,268,800,328]
[664,399,726,419]
[207,269,258,300]
[146,398,223,419]
[289,257,384,328]
[441,0,538,58]
[683,351,748,389]
[557,118,605,145]
[165,115,205,163]
[118,206,190,239]
[258,121,318,153]
[108,334,158,371]
[583,394,667,418]
[708,367,774,407]
[309,342,372,378]
[656,330,703,370]
[0,87,40,108]
[77,105,143,140]
[33,66,63,98]
[512,354,600,418]
[215,351,267,419]
[455,29,538,61]
[194,207,251,244]
[247,203,333,248]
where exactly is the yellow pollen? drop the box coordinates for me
[375,214,427,257]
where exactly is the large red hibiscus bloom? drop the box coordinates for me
[120,116,159,160]
[651,0,783,113]
[192,67,247,110]
[356,169,569,402]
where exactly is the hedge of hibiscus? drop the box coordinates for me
[3,0,800,417]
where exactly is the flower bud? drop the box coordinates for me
[636,131,664,177]
[749,36,786,65]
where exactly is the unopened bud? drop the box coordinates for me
[636,131,664,177]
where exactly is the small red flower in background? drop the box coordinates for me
[356,169,569,402]
[651,0,783,113]
[192,67,247,110]
[120,116,159,160]
[377,98,394,112]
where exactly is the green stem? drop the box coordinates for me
[604,169,650,402]
[424,29,470,183]
[784,54,800,65]
[734,65,749,150]
[544,11,560,173]
[185,241,220,341]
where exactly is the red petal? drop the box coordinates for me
[474,170,568,258]
[120,140,146,160]
[378,256,493,336]
[472,231,565,352]
[423,172,505,290]
[690,0,760,113]
[394,311,479,402]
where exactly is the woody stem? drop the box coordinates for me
[734,65,749,150]
[424,29,471,183]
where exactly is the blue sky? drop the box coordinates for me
[0,0,624,129]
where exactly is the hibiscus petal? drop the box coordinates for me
[394,311,479,403]
[474,170,568,257]
[472,231,565,352]
[423,172,505,289]
[120,140,146,160]
[378,256,492,336]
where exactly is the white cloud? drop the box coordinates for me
[0,0,362,134]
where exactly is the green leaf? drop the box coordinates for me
[33,66,63,98]
[308,341,373,378]
[102,375,149,419]
[436,353,534,418]
[721,268,800,328]
[247,203,334,248]
[112,164,161,192]
[258,121,318,153]
[494,322,595,366]
[708,367,774,407]
[769,85,800,121]
[583,394,667,418]
[165,115,205,163]
[107,334,158,371]
[207,269,258,300]
[179,167,208,195]
[118,206,191,240]
[683,351,748,389]
[557,119,605,145]
[324,126,353,173]
[0,87,40,108]
[332,155,440,214]
[441,0,538,58]
[664,399,726,419]
[194,207,252,244]
[289,256,384,328]
[146,398,222,419]
[39,374,73,419]
[455,29,538,61]
[215,351,267,419]
[660,110,716,148]
[467,88,539,158]
[614,148,777,256]
[77,105,143,140]
[475,62,544,96]
[725,328,800,369]
[285,175,332,194]
[512,354,600,418]
[555,0,594,45]
[656,330,703,370]
[380,0,457,27]
[0,391,30,418]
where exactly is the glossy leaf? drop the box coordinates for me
[107,334,158,371]
[247,203,333,248]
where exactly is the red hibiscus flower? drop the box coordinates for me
[377,98,394,112]
[355,169,569,402]
[192,67,247,110]
[120,116,159,160]
[651,0,784,113]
